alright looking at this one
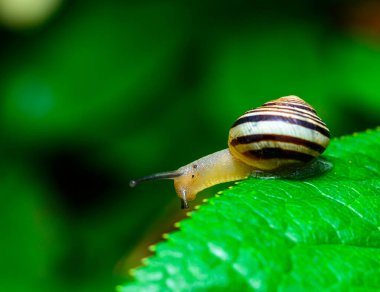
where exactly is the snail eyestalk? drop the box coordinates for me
[129,171,182,188]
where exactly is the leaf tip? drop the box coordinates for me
[148,244,157,252]
[128,268,136,277]
[162,233,169,239]
[174,221,181,228]
[141,257,149,265]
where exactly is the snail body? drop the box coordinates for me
[130,95,331,209]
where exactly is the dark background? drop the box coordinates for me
[0,0,379,290]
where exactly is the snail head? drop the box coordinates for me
[129,166,200,209]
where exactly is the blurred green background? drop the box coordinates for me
[0,0,379,291]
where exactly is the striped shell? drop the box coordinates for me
[228,95,330,171]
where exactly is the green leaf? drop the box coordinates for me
[118,128,380,291]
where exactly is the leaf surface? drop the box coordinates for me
[118,129,380,291]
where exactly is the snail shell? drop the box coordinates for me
[228,95,330,171]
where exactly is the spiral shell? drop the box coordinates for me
[228,95,330,171]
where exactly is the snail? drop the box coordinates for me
[130,95,331,209]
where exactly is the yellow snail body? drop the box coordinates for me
[130,95,331,209]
